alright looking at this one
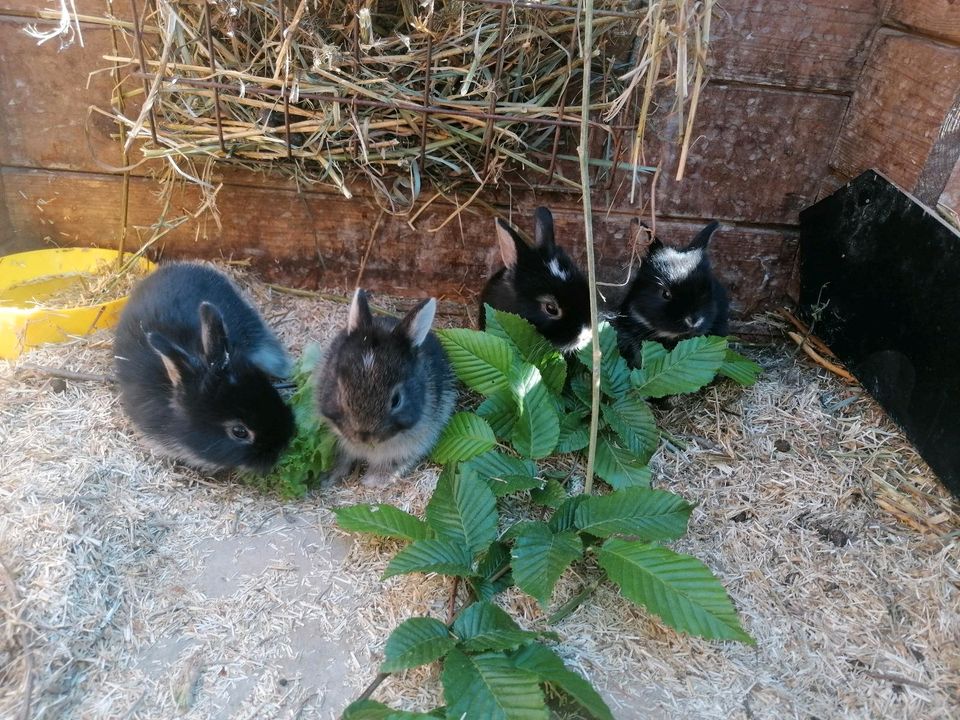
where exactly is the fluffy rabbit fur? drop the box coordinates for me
[114,262,294,473]
[614,221,730,365]
[314,289,456,487]
[480,207,591,353]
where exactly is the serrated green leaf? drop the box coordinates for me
[485,307,567,395]
[431,412,497,463]
[464,450,541,497]
[556,411,589,453]
[471,542,513,601]
[718,348,762,386]
[381,617,456,672]
[575,488,691,540]
[594,435,652,489]
[383,539,474,579]
[548,496,585,533]
[452,601,540,652]
[333,504,433,541]
[442,649,548,720]
[437,329,515,396]
[601,395,659,464]
[425,467,498,555]
[631,336,728,398]
[576,322,631,397]
[341,699,439,719]
[510,363,560,459]
[477,389,518,439]
[529,478,568,509]
[567,370,592,409]
[598,538,753,643]
[510,644,614,720]
[511,522,583,608]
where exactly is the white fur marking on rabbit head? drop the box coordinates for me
[362,350,375,371]
[548,258,569,280]
[652,247,703,284]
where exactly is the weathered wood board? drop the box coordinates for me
[710,0,881,92]
[1,168,797,322]
[885,0,960,44]
[831,30,960,192]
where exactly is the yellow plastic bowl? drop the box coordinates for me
[0,248,155,360]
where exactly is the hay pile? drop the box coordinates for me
[93,0,712,210]
[1,267,958,719]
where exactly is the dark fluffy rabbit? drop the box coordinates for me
[613,221,729,365]
[314,289,456,487]
[480,207,591,353]
[114,262,294,474]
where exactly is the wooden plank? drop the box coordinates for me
[885,0,960,44]
[0,1,130,20]
[623,84,848,225]
[831,30,960,191]
[0,16,129,173]
[710,0,880,92]
[2,168,797,320]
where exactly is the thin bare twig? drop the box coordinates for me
[17,364,116,384]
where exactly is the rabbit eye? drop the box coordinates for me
[230,424,251,441]
[661,287,672,301]
[542,301,561,319]
[391,389,403,410]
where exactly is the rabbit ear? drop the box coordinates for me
[495,217,521,269]
[533,207,556,254]
[147,331,194,387]
[199,302,229,365]
[687,221,720,251]
[347,288,374,333]
[396,297,436,348]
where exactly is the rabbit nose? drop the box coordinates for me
[684,316,702,329]
[357,430,373,443]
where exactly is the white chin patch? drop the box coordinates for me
[652,247,703,284]
[561,326,593,354]
[547,258,569,281]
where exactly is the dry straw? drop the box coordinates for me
[90,0,713,216]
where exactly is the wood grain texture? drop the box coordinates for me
[633,83,849,225]
[1,168,797,320]
[0,16,132,173]
[831,30,960,191]
[885,0,960,44]
[710,0,881,92]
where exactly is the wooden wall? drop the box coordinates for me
[3,1,953,325]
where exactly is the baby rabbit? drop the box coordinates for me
[114,262,295,474]
[480,207,591,353]
[613,221,729,365]
[314,289,455,487]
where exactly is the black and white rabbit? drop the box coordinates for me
[613,221,730,365]
[114,262,295,474]
[314,289,456,487]
[480,207,591,353]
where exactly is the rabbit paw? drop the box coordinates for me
[361,468,399,488]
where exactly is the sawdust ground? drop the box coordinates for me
[1,267,957,720]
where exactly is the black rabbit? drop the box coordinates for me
[613,221,729,365]
[480,207,591,353]
[314,289,456,487]
[114,262,294,474]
